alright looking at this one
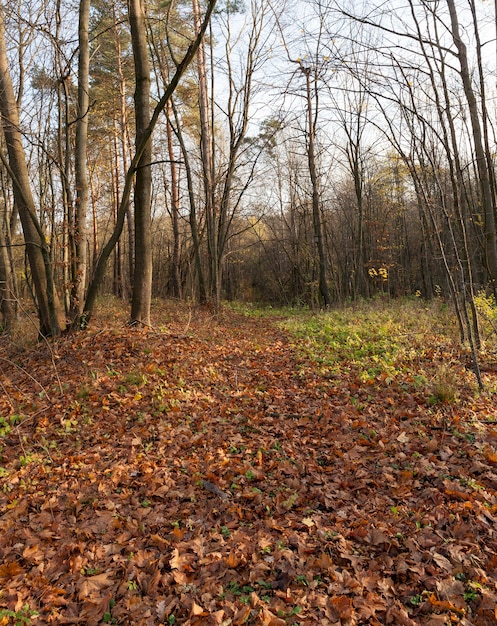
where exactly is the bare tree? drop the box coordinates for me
[302,64,331,306]
[0,193,15,331]
[276,3,332,307]
[193,0,216,303]
[445,0,497,287]
[69,0,90,323]
[0,1,65,336]
[214,0,276,305]
[129,0,153,327]
[82,0,218,324]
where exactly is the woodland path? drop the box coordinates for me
[0,305,497,624]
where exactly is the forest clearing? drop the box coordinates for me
[1,298,497,625]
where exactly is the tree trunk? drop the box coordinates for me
[129,0,152,326]
[0,1,64,337]
[82,0,217,325]
[193,0,217,304]
[166,100,182,298]
[0,198,15,331]
[170,97,207,303]
[70,0,90,323]
[55,0,73,314]
[114,8,134,299]
[446,0,497,285]
[304,67,330,307]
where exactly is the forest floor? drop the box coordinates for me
[1,298,497,625]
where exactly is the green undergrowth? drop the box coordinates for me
[227,301,310,318]
[275,298,463,388]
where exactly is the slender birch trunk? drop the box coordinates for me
[70,0,90,323]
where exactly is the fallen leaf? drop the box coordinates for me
[260,608,287,626]
[328,595,353,620]
[0,562,23,578]
[425,438,438,453]
[191,601,206,616]
[225,551,240,568]
[77,573,114,600]
[232,606,251,625]
[432,552,453,573]
[484,447,497,464]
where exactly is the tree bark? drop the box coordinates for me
[446,0,497,285]
[129,0,153,326]
[166,100,182,298]
[82,0,217,324]
[170,97,207,303]
[0,1,64,336]
[114,6,134,299]
[70,0,90,323]
[0,198,15,331]
[304,66,330,307]
[193,0,217,304]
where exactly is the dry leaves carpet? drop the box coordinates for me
[1,302,497,625]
